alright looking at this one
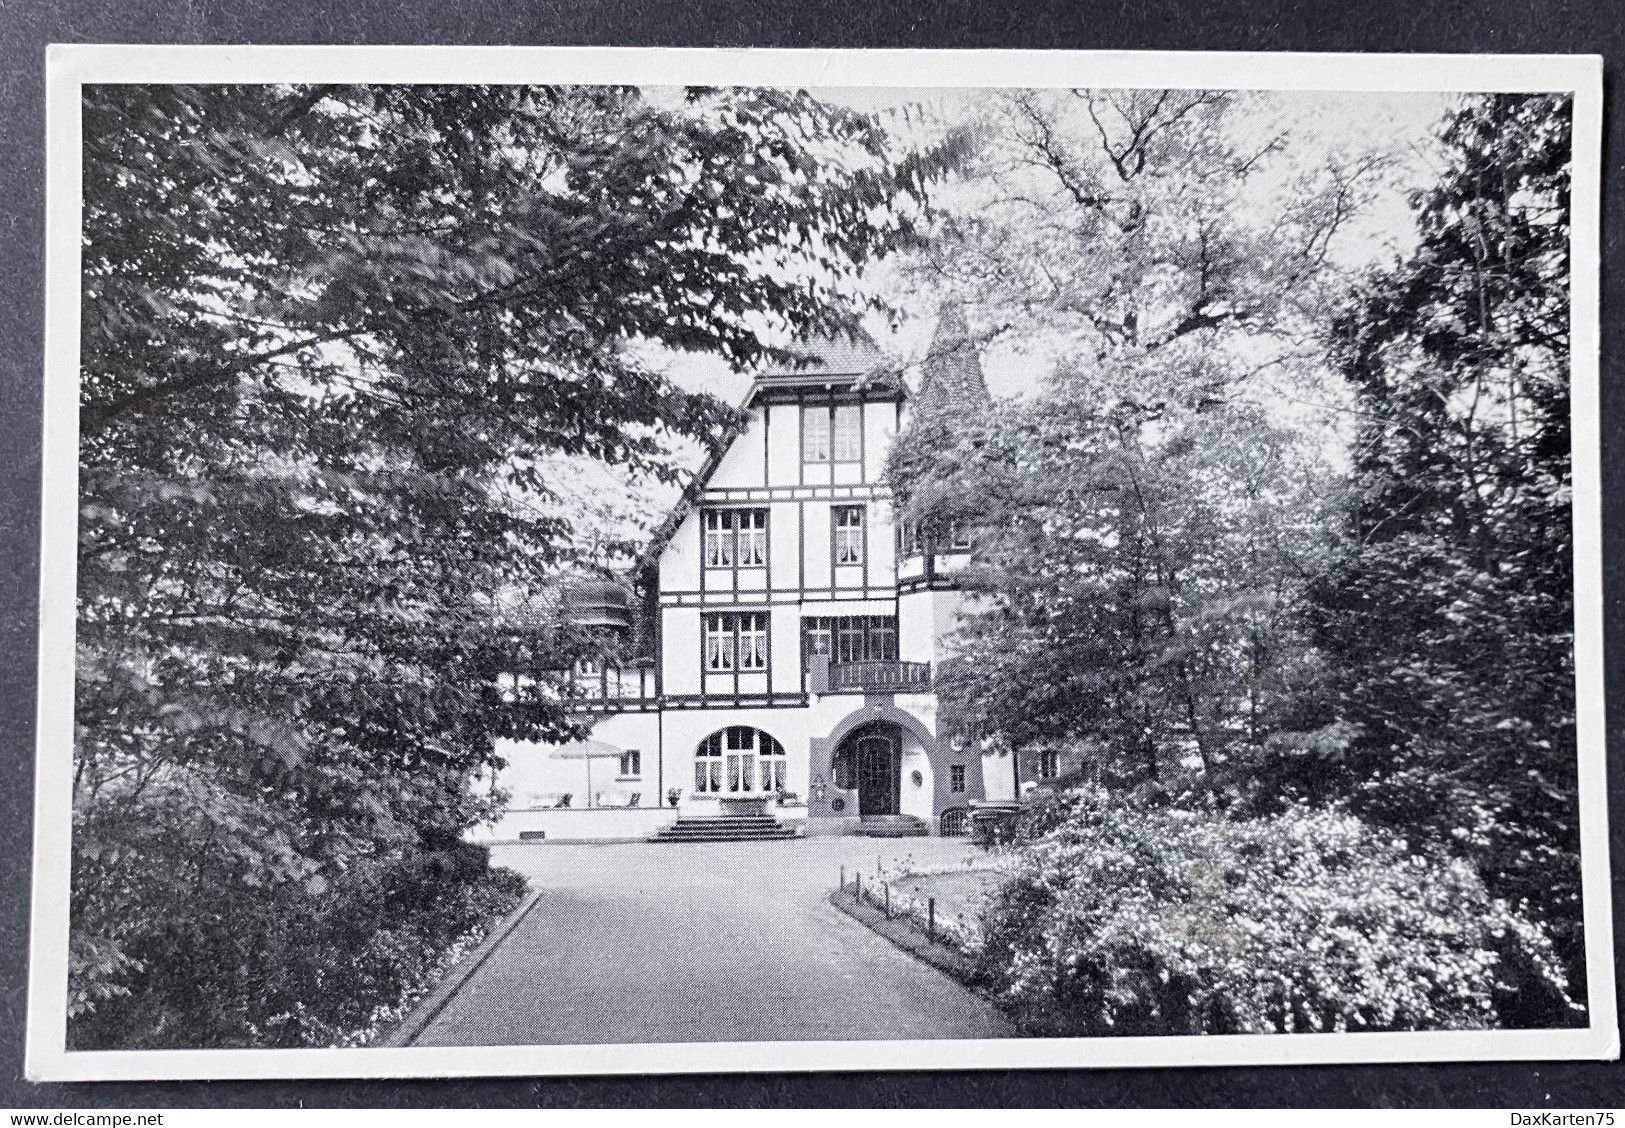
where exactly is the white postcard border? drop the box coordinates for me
[28,44,1615,1082]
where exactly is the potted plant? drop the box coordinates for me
[666,787,682,808]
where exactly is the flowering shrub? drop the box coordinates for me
[972,789,1576,1036]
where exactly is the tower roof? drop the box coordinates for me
[912,305,991,423]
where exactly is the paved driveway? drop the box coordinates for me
[410,836,1015,1045]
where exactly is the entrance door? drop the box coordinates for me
[855,730,898,816]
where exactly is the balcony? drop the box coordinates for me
[807,653,932,694]
[499,664,662,715]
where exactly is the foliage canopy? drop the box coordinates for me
[72,82,955,1046]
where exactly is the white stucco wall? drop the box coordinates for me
[803,501,832,590]
[662,606,701,695]
[770,604,802,695]
[862,399,898,475]
[709,408,767,488]
[899,728,935,821]
[766,401,800,486]
[897,589,935,664]
[660,508,702,594]
[982,746,1017,802]
[768,500,800,589]
[473,710,666,840]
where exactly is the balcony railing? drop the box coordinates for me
[499,665,661,715]
[822,658,932,694]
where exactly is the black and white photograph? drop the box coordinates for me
[25,46,1613,1080]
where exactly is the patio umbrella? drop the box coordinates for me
[549,739,624,807]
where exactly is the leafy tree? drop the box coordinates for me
[915,388,1333,796]
[1275,93,1582,1005]
[892,91,1356,793]
[72,83,952,1046]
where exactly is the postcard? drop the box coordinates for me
[28,44,1613,1080]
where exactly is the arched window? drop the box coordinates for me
[695,727,787,795]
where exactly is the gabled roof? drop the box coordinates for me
[758,332,890,380]
[747,330,903,403]
[912,305,992,423]
[637,327,904,574]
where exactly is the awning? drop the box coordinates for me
[548,739,624,760]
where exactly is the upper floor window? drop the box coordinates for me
[704,612,769,672]
[803,404,862,463]
[802,406,831,462]
[1039,749,1060,779]
[704,508,767,568]
[803,615,898,666]
[833,505,865,565]
[833,405,862,462]
[901,518,972,557]
[950,764,966,793]
[619,750,641,778]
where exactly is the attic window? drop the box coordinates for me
[833,405,861,462]
[802,406,831,462]
[802,404,861,463]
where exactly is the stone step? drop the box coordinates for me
[646,832,799,838]
[666,822,780,832]
[859,815,931,838]
[649,829,802,842]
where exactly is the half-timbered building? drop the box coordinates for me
[476,311,1018,842]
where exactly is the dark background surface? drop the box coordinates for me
[1,0,1621,1108]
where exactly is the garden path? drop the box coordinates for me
[408,835,1014,1046]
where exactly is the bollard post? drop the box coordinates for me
[856,873,863,904]
[884,882,890,919]
[928,897,936,943]
[840,865,846,894]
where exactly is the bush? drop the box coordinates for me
[68,833,528,1050]
[972,789,1577,1036]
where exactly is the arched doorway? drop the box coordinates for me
[833,722,901,817]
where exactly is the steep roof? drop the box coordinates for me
[755,331,890,383]
[912,305,991,423]
[747,330,903,403]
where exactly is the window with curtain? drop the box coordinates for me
[703,614,734,671]
[703,508,767,568]
[737,612,768,671]
[695,727,785,794]
[833,504,865,565]
[704,612,768,672]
